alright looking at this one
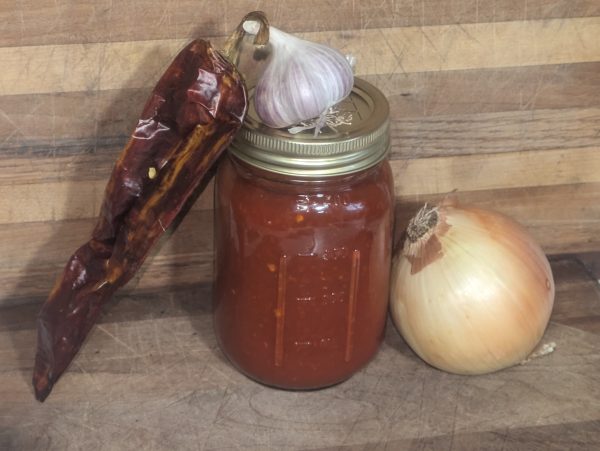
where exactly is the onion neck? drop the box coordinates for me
[407,204,439,243]
[402,204,449,273]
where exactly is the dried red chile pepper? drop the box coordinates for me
[32,38,250,402]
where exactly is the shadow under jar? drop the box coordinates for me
[214,78,394,389]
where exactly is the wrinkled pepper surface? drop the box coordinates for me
[33,39,248,401]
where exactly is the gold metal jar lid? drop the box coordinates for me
[228,78,390,178]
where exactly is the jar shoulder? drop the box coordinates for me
[216,155,394,224]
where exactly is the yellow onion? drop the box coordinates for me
[390,201,555,375]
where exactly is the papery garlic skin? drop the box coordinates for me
[254,27,354,129]
[390,203,555,375]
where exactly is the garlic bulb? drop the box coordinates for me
[253,26,354,129]
[390,202,555,375]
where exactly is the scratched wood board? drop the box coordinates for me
[1,258,599,449]
[0,1,599,320]
[1,0,600,307]
[2,2,600,449]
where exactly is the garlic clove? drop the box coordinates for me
[253,26,354,129]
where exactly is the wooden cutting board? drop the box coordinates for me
[1,1,600,303]
[1,3,600,450]
[2,257,600,449]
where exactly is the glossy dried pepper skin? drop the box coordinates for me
[33,39,247,402]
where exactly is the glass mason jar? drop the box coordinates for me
[214,78,394,389]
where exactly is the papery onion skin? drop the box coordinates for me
[390,202,555,375]
[254,27,354,129]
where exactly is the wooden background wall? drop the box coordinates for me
[1,1,599,307]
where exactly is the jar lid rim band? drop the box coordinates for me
[229,78,390,178]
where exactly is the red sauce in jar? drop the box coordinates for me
[213,78,394,388]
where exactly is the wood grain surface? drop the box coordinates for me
[1,258,599,450]
[1,3,599,449]
[2,1,600,304]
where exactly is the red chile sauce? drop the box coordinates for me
[213,79,393,388]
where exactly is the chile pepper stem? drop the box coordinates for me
[223,11,270,66]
